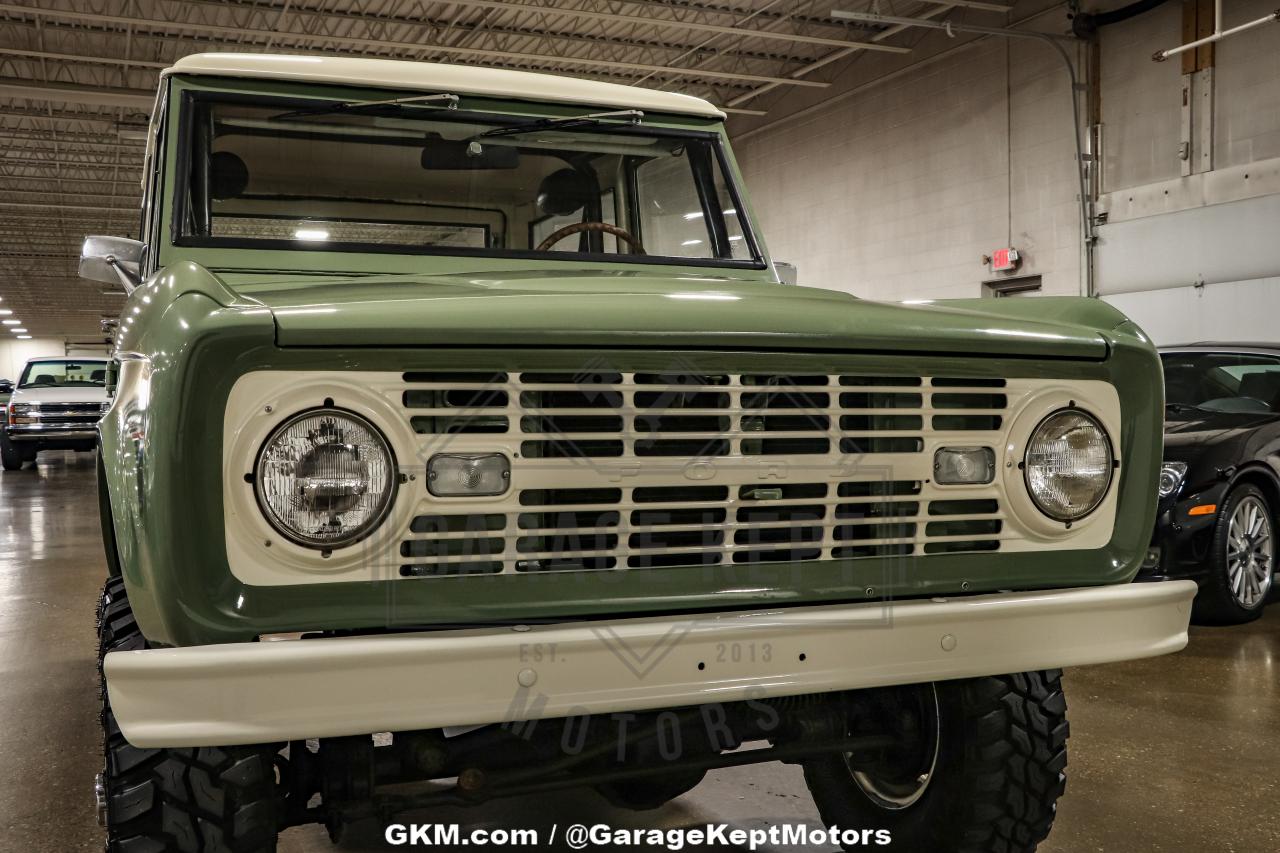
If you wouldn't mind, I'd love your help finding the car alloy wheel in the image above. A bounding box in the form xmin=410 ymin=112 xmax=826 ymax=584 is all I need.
xmin=1226 ymin=494 xmax=1274 ymax=610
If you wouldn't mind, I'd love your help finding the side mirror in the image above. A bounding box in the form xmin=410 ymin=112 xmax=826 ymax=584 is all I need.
xmin=80 ymin=236 xmax=144 ymax=292
xmin=0 ymin=380 xmax=12 ymax=394
xmin=773 ymin=260 xmax=798 ymax=285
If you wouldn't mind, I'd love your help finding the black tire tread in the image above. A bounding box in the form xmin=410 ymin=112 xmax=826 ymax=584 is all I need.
xmin=99 ymin=579 xmax=280 ymax=853
xmin=953 ymin=671 xmax=1069 ymax=853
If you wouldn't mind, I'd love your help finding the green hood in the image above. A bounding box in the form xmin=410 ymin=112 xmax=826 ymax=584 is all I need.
xmin=224 ymin=269 xmax=1115 ymax=359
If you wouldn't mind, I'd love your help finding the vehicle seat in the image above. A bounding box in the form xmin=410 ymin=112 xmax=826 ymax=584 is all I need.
xmin=1237 ymin=372 xmax=1280 ymax=410
xmin=90 ymin=370 xmax=107 ymax=382
xmin=536 ymin=168 xmax=595 ymax=216
xmin=32 ymin=373 xmax=56 ymax=385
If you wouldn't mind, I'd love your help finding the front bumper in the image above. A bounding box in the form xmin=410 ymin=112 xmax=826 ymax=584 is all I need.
xmin=105 ymin=581 xmax=1196 ymax=748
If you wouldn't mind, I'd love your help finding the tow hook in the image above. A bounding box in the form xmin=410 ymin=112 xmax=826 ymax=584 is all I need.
xmin=95 ymin=772 xmax=107 ymax=826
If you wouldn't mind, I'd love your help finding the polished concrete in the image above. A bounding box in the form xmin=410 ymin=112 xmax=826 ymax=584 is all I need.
xmin=3 ymin=452 xmax=1278 ymax=852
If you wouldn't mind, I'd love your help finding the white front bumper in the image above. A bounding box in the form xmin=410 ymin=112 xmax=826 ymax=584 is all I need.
xmin=105 ymin=581 xmax=1196 ymax=748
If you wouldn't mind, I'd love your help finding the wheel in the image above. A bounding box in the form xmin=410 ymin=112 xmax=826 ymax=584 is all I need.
xmin=1194 ymin=484 xmax=1275 ymax=625
xmin=1 ymin=431 xmax=24 ymax=470
xmin=99 ymin=577 xmax=282 ymax=852
xmin=595 ymin=769 xmax=706 ymax=810
xmin=803 ymin=672 xmax=1068 ymax=853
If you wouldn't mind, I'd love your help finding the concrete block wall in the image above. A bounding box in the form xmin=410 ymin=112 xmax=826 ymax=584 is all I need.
xmin=732 ymin=0 xmax=1280 ymax=312
xmin=1215 ymin=0 xmax=1280 ymax=168
xmin=734 ymin=30 xmax=1084 ymax=300
xmin=1098 ymin=0 xmax=1183 ymax=192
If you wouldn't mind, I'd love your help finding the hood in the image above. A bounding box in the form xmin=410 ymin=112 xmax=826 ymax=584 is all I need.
xmin=238 ymin=270 xmax=1112 ymax=359
xmin=10 ymin=385 xmax=110 ymax=405
xmin=1163 ymin=409 xmax=1278 ymax=455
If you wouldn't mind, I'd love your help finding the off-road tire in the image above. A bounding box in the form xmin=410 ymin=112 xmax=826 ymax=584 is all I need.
xmin=0 ymin=430 xmax=24 ymax=470
xmin=1193 ymin=484 xmax=1273 ymax=625
xmin=99 ymin=577 xmax=282 ymax=853
xmin=803 ymin=671 xmax=1069 ymax=853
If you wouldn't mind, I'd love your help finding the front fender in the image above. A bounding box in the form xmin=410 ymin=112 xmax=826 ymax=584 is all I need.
xmin=100 ymin=267 xmax=274 ymax=645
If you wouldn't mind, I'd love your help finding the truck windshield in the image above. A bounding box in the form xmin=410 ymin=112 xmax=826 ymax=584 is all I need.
xmin=177 ymin=97 xmax=759 ymax=266
xmin=18 ymin=360 xmax=109 ymax=389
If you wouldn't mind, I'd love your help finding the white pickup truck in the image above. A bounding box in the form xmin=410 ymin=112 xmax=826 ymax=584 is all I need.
xmin=1 ymin=357 xmax=109 ymax=470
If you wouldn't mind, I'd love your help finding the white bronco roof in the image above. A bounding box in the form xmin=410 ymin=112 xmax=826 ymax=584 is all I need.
xmin=165 ymin=53 xmax=725 ymax=119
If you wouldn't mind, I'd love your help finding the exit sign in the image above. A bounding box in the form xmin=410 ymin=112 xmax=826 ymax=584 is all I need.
xmin=990 ymin=247 xmax=1020 ymax=273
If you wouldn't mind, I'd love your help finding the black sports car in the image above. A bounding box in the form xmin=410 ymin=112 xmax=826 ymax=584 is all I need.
xmin=1140 ymin=344 xmax=1280 ymax=623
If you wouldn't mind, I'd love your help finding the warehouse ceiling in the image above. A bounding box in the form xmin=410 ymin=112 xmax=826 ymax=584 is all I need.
xmin=0 ymin=0 xmax=1011 ymax=337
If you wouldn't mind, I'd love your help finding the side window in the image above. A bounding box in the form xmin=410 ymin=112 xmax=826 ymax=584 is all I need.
xmin=633 ymin=141 xmax=747 ymax=261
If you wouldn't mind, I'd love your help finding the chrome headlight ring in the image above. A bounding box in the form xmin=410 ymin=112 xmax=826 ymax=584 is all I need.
xmin=253 ymin=407 xmax=398 ymax=550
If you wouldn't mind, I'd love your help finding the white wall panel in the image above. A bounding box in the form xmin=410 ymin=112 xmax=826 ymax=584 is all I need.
xmin=1095 ymin=192 xmax=1280 ymax=294
xmin=0 ymin=338 xmax=70 ymax=380
xmin=1103 ymin=277 xmax=1280 ymax=346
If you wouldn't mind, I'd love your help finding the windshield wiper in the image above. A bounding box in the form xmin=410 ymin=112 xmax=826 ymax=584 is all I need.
xmin=273 ymin=93 xmax=460 ymax=122
xmin=477 ymin=109 xmax=644 ymax=139
xmin=1165 ymin=402 xmax=1211 ymax=413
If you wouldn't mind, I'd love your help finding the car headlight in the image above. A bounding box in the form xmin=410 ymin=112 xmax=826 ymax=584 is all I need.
xmin=254 ymin=408 xmax=397 ymax=549
xmin=1158 ymin=461 xmax=1187 ymax=498
xmin=1024 ymin=408 xmax=1114 ymax=522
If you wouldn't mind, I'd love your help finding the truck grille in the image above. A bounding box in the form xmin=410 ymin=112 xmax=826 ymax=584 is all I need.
xmin=398 ymin=372 xmax=1008 ymax=576
xmin=15 ymin=402 xmax=103 ymax=428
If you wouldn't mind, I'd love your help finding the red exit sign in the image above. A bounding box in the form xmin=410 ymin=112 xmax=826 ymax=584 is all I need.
xmin=990 ymin=247 xmax=1020 ymax=272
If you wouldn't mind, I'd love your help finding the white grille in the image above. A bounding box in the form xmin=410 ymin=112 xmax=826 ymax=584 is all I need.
xmin=398 ymin=371 xmax=1010 ymax=576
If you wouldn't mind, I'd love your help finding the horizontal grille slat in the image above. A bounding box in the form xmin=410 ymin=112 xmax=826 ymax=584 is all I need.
xmin=397 ymin=370 xmax=1016 ymax=575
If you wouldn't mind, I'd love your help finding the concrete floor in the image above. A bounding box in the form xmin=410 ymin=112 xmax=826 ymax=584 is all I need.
xmin=3 ymin=452 xmax=1278 ymax=852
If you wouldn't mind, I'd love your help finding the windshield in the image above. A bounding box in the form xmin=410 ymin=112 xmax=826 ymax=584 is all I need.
xmin=1162 ymin=351 xmax=1280 ymax=413
xmin=177 ymin=97 xmax=758 ymax=266
xmin=18 ymin=360 xmax=108 ymax=389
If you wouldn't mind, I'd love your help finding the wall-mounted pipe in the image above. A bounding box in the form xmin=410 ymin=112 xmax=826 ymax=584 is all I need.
xmin=1154 ymin=4 xmax=1280 ymax=62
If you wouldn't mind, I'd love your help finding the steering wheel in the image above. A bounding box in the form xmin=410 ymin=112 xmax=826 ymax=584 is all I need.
xmin=536 ymin=221 xmax=645 ymax=254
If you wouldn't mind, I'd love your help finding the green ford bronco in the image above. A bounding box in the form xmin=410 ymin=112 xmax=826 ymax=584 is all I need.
xmin=89 ymin=53 xmax=1195 ymax=852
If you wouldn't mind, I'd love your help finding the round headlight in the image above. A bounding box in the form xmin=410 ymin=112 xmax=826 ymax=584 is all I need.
xmin=254 ymin=408 xmax=396 ymax=549
xmin=1024 ymin=409 xmax=1113 ymax=522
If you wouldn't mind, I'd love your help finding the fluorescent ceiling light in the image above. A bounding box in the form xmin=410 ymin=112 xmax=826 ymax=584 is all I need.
xmin=2 ymin=319 xmax=19 ymax=325
xmin=728 ymin=235 xmax=743 ymax=241
xmin=293 ymin=228 xmax=330 ymax=241
xmin=682 ymin=211 xmax=703 ymax=220
xmin=681 ymin=239 xmax=703 ymax=246
xmin=0 ymin=309 xmax=11 ymax=315
xmin=16 ymin=335 xmax=31 ymax=339
xmin=11 ymin=328 xmax=28 ymax=333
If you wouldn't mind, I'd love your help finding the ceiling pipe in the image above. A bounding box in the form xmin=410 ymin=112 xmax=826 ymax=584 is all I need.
xmin=1070 ymin=0 xmax=1170 ymax=40
xmin=1154 ymin=2 xmax=1280 ymax=62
